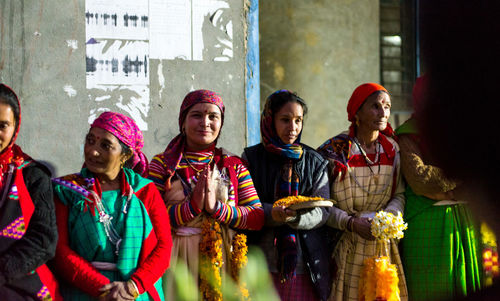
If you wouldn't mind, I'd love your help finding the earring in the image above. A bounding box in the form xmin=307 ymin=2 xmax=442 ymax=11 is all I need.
xmin=355 ymin=117 xmax=360 ymax=127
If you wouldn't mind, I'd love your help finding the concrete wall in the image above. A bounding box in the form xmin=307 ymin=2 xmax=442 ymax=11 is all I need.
xmin=260 ymin=0 xmax=380 ymax=148
xmin=0 ymin=0 xmax=252 ymax=176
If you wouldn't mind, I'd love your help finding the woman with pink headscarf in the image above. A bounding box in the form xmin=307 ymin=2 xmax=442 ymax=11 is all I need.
xmin=52 ymin=112 xmax=172 ymax=300
xmin=317 ymin=83 xmax=408 ymax=300
xmin=148 ymin=89 xmax=264 ymax=300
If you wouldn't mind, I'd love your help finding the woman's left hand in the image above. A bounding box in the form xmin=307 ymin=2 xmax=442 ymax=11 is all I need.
xmin=204 ymin=167 xmax=219 ymax=214
xmin=99 ymin=281 xmax=135 ymax=300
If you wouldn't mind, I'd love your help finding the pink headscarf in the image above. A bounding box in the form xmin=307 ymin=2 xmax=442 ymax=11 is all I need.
xmin=161 ymin=89 xmax=225 ymax=190
xmin=91 ymin=111 xmax=148 ymax=176
xmin=346 ymin=83 xmax=394 ymax=137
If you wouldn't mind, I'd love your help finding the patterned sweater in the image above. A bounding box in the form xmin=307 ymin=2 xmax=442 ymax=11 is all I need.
xmin=148 ymin=149 xmax=264 ymax=230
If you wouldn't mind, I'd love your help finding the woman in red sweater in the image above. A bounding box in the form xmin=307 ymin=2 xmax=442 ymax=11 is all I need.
xmin=52 ymin=112 xmax=172 ymax=300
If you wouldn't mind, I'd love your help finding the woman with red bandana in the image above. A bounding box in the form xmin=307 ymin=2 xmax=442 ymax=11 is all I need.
xmin=318 ymin=83 xmax=408 ymax=301
xmin=52 ymin=111 xmax=172 ymax=300
xmin=0 ymin=84 xmax=61 ymax=300
xmin=148 ymin=89 xmax=264 ymax=300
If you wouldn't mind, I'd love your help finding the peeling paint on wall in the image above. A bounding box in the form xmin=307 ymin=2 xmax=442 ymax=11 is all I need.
xmin=87 ymin=85 xmax=150 ymax=130
xmin=157 ymin=61 xmax=165 ymax=98
xmin=66 ymin=39 xmax=78 ymax=50
xmin=5 ymin=0 xmax=248 ymax=177
xmin=63 ymin=85 xmax=77 ymax=97
xmin=273 ymin=62 xmax=285 ymax=83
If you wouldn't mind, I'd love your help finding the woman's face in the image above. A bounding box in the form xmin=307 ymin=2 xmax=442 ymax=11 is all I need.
xmin=183 ymin=103 xmax=222 ymax=151
xmin=0 ymin=102 xmax=16 ymax=153
xmin=356 ymin=92 xmax=391 ymax=132
xmin=273 ymin=101 xmax=303 ymax=145
xmin=84 ymin=127 xmax=128 ymax=178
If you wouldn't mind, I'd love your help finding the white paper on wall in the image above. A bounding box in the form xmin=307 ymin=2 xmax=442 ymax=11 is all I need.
xmin=85 ymin=0 xmax=149 ymax=41
xmin=149 ymin=0 xmax=232 ymax=61
xmin=85 ymin=0 xmax=150 ymax=130
xmin=86 ymin=40 xmax=149 ymax=86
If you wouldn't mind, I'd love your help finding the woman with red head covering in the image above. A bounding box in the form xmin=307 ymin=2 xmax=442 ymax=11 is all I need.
xmin=0 ymin=84 xmax=61 ymax=300
xmin=396 ymin=76 xmax=483 ymax=300
xmin=52 ymin=111 xmax=172 ymax=300
xmin=318 ymin=83 xmax=408 ymax=300
xmin=148 ymin=89 xmax=264 ymax=300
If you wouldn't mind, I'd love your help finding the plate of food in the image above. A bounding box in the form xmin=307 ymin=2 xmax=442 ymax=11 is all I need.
xmin=273 ymin=196 xmax=335 ymax=210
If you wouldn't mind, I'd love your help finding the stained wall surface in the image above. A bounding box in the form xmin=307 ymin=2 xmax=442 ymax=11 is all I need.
xmin=260 ymin=0 xmax=380 ymax=148
xmin=0 ymin=0 xmax=251 ymax=176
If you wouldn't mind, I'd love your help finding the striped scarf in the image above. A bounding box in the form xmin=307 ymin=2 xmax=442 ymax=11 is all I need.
xmin=260 ymin=92 xmax=304 ymax=281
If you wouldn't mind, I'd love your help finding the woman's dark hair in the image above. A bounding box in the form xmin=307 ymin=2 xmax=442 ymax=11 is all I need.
xmin=0 ymin=84 xmax=21 ymax=129
xmin=118 ymin=140 xmax=134 ymax=167
xmin=266 ymin=90 xmax=308 ymax=117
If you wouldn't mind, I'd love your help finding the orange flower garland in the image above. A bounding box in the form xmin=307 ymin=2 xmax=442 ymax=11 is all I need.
xmin=359 ymin=211 xmax=407 ymax=301
xmin=359 ymin=255 xmax=400 ymax=301
xmin=231 ymin=233 xmax=250 ymax=300
xmin=200 ymin=218 xmax=223 ymax=301
xmin=200 ymin=218 xmax=250 ymax=301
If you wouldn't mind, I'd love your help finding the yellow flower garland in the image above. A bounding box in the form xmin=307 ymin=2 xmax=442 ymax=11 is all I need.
xmin=200 ymin=218 xmax=223 ymax=301
xmin=200 ymin=217 xmax=250 ymax=301
xmin=360 ymin=256 xmax=400 ymax=301
xmin=231 ymin=233 xmax=250 ymax=300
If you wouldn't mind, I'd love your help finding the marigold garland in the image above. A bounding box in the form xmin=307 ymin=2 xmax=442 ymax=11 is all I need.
xmin=231 ymin=233 xmax=250 ymax=300
xmin=359 ymin=211 xmax=407 ymax=301
xmin=200 ymin=218 xmax=250 ymax=301
xmin=360 ymin=256 xmax=400 ymax=301
xmin=273 ymin=195 xmax=323 ymax=208
xmin=200 ymin=218 xmax=223 ymax=301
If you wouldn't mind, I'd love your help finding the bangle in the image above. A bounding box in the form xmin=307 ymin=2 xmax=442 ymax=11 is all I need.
xmin=127 ymin=280 xmax=140 ymax=299
xmin=346 ymin=216 xmax=354 ymax=232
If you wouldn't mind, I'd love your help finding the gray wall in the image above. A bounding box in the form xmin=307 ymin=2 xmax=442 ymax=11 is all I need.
xmin=0 ymin=0 xmax=250 ymax=176
xmin=260 ymin=0 xmax=380 ymax=148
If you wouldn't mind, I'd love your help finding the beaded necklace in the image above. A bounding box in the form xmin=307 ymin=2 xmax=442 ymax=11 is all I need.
xmin=353 ymin=137 xmax=381 ymax=183
xmin=183 ymin=152 xmax=214 ymax=175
